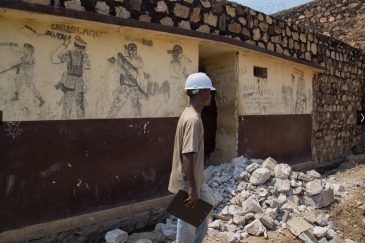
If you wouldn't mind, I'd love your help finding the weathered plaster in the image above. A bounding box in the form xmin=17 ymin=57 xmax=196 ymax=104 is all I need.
xmin=202 ymin=52 xmax=238 ymax=165
xmin=0 ymin=13 xmax=198 ymax=121
xmin=239 ymin=52 xmax=315 ymax=115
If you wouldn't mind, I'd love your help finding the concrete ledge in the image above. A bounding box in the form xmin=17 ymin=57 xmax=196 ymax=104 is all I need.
xmin=291 ymin=161 xmax=318 ymax=172
xmin=0 ymin=195 xmax=174 ymax=243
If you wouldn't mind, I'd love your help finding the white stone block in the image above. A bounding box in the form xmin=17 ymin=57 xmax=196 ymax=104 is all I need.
xmin=105 ymin=229 xmax=128 ymax=243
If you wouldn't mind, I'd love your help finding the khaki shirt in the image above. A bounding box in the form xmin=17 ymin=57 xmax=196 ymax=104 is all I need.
xmin=168 ymin=107 xmax=205 ymax=193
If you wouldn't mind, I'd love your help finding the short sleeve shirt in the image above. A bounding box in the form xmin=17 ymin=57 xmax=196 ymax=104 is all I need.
xmin=168 ymin=107 xmax=205 ymax=193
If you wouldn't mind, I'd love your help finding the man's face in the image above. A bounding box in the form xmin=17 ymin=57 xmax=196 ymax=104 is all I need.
xmin=128 ymin=47 xmax=137 ymax=58
xmin=23 ymin=47 xmax=31 ymax=55
xmin=74 ymin=44 xmax=85 ymax=53
xmin=201 ymin=89 xmax=212 ymax=106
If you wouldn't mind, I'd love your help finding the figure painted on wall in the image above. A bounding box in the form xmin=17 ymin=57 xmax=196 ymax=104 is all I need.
xmin=107 ymin=43 xmax=149 ymax=118
xmin=295 ymin=76 xmax=307 ymax=114
xmin=281 ymin=74 xmax=295 ymax=113
xmin=281 ymin=83 xmax=294 ymax=113
xmin=166 ymin=45 xmax=191 ymax=110
xmin=0 ymin=43 xmax=45 ymax=106
xmin=51 ymin=35 xmax=91 ymax=119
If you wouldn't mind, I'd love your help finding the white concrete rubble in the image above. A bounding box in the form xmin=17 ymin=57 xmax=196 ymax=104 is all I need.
xmin=105 ymin=229 xmax=128 ymax=243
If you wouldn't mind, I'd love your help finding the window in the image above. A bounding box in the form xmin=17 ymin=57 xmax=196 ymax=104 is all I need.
xmin=254 ymin=66 xmax=267 ymax=78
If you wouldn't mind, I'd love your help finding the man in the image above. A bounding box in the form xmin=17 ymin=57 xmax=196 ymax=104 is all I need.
xmin=51 ymin=35 xmax=91 ymax=119
xmin=168 ymin=72 xmax=215 ymax=243
xmin=107 ymin=43 xmax=148 ymax=118
xmin=10 ymin=43 xmax=45 ymax=106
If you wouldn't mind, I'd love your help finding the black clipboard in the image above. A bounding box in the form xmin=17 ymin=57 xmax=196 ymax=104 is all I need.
xmin=165 ymin=190 xmax=213 ymax=227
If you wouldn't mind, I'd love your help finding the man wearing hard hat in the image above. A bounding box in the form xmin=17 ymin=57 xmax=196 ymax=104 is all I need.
xmin=168 ymin=72 xmax=215 ymax=242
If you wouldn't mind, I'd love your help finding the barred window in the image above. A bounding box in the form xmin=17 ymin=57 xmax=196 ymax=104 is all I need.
xmin=254 ymin=66 xmax=267 ymax=78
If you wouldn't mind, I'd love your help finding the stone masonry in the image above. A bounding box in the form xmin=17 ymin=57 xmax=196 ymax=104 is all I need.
xmin=18 ymin=0 xmax=365 ymax=164
xmin=274 ymin=0 xmax=365 ymax=50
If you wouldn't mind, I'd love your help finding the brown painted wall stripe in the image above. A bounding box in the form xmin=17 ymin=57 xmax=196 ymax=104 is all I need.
xmin=0 ymin=118 xmax=177 ymax=232
xmin=238 ymin=114 xmax=312 ymax=165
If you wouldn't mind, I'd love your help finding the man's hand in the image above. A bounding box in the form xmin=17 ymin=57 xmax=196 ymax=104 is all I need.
xmin=182 ymin=152 xmax=198 ymax=208
xmin=183 ymin=187 xmax=198 ymax=208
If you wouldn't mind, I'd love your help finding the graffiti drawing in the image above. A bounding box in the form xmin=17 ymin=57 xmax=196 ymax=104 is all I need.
xmin=295 ymin=75 xmax=307 ymax=114
xmin=281 ymin=83 xmax=295 ymax=113
xmin=0 ymin=43 xmax=45 ymax=106
xmin=165 ymin=45 xmax=191 ymax=110
xmin=5 ymin=121 xmax=23 ymax=139
xmin=51 ymin=35 xmax=91 ymax=119
xmin=107 ymin=43 xmax=149 ymax=118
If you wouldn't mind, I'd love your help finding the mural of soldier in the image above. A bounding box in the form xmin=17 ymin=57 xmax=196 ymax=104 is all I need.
xmin=0 ymin=43 xmax=45 ymax=106
xmin=165 ymin=45 xmax=191 ymax=111
xmin=51 ymin=35 xmax=91 ymax=119
xmin=167 ymin=45 xmax=190 ymax=92
xmin=107 ymin=43 xmax=149 ymax=118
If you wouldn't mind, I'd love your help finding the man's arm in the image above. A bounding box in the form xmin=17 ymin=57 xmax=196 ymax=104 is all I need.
xmin=182 ymin=152 xmax=199 ymax=208
xmin=51 ymin=39 xmax=70 ymax=64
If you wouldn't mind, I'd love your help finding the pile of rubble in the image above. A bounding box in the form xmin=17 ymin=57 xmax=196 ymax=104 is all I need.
xmin=105 ymin=156 xmax=356 ymax=243
xmin=156 ymin=156 xmax=345 ymax=243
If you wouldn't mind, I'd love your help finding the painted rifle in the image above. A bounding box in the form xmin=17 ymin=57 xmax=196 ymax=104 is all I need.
xmin=0 ymin=64 xmax=20 ymax=75
xmin=116 ymin=53 xmax=149 ymax=98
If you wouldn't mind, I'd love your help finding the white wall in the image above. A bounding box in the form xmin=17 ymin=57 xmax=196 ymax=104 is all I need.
xmin=0 ymin=14 xmax=198 ymax=121
xmin=239 ymin=52 xmax=314 ymax=116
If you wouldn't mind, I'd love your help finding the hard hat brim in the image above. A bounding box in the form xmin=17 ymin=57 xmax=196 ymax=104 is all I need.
xmin=184 ymin=87 xmax=216 ymax=90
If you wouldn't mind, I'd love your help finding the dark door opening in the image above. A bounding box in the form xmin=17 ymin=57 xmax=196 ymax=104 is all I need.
xmin=199 ymin=65 xmax=218 ymax=163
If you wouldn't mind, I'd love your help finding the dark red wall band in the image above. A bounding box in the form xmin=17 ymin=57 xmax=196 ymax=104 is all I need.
xmin=238 ymin=114 xmax=312 ymax=165
xmin=0 ymin=118 xmax=177 ymax=232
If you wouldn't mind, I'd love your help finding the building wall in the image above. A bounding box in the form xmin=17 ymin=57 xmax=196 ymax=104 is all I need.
xmin=239 ymin=52 xmax=314 ymax=115
xmin=237 ymin=52 xmax=315 ymax=164
xmin=0 ymin=12 xmax=199 ymax=233
xmin=1 ymin=0 xmax=365 ymax=239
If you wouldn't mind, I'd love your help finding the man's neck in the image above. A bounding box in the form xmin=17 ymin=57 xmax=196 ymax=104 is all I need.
xmin=188 ymin=99 xmax=203 ymax=113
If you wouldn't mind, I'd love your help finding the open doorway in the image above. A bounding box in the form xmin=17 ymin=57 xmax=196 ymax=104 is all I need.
xmin=199 ymin=64 xmax=218 ymax=163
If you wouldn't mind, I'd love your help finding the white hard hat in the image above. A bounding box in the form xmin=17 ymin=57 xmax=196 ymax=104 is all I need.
xmin=184 ymin=72 xmax=216 ymax=90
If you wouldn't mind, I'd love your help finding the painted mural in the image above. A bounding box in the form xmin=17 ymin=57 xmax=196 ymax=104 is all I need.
xmin=240 ymin=53 xmax=313 ymax=115
xmin=0 ymin=17 xmax=196 ymax=122
xmin=51 ymin=35 xmax=90 ymax=119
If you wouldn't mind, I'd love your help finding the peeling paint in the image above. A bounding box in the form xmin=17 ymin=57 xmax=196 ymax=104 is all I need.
xmin=85 ymin=183 xmax=90 ymax=190
xmin=5 ymin=174 xmax=15 ymax=196
xmin=40 ymin=163 xmax=61 ymax=177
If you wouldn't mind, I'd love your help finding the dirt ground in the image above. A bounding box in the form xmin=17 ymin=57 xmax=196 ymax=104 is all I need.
xmin=196 ymin=163 xmax=365 ymax=243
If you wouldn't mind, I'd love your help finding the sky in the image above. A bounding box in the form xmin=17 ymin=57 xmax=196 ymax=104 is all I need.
xmin=232 ymin=0 xmax=313 ymax=14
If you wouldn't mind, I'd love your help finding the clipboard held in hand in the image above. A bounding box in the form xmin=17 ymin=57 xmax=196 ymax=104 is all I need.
xmin=165 ymin=190 xmax=213 ymax=227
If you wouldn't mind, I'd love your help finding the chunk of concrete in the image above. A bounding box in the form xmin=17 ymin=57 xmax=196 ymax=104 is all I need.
xmin=274 ymin=164 xmax=291 ymax=179
xmin=298 ymin=230 xmax=318 ymax=243
xmin=241 ymin=196 xmax=263 ymax=214
xmin=313 ymin=226 xmax=328 ymax=238
xmin=275 ymin=178 xmax=291 ymax=192
xmin=286 ymin=217 xmax=314 ymax=236
xmin=298 ymin=172 xmax=313 ymax=182
xmin=105 ymin=229 xmax=128 ymax=243
xmin=262 ymin=157 xmax=277 ymax=171
xmin=244 ymin=219 xmax=266 ymax=236
xmin=306 ymin=181 xmax=323 ymax=196
xmin=250 ymin=167 xmax=271 ymax=185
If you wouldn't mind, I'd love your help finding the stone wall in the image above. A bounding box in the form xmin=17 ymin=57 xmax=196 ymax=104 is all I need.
xmin=274 ymin=0 xmax=365 ymax=50
xmin=274 ymin=0 xmax=365 ymax=161
xmin=12 ymin=0 xmax=365 ymax=165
